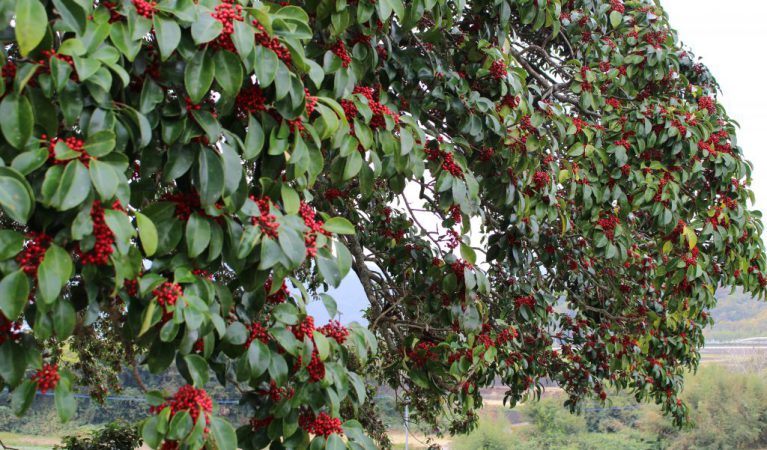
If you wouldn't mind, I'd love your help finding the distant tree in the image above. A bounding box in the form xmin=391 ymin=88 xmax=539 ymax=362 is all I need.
xmin=0 ymin=0 xmax=764 ymax=448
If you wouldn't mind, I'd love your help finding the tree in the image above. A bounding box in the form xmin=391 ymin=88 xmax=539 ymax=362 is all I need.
xmin=0 ymin=0 xmax=763 ymax=448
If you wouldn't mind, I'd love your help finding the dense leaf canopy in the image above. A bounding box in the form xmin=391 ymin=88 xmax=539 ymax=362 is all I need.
xmin=0 ymin=0 xmax=764 ymax=448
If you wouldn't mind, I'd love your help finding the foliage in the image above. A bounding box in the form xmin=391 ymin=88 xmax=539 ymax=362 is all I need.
xmin=639 ymin=365 xmax=767 ymax=449
xmin=0 ymin=0 xmax=764 ymax=448
xmin=55 ymin=421 xmax=143 ymax=450
xmin=450 ymin=412 xmax=516 ymax=450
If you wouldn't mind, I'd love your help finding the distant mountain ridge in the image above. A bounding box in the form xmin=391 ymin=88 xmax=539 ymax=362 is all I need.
xmin=707 ymin=288 xmax=767 ymax=342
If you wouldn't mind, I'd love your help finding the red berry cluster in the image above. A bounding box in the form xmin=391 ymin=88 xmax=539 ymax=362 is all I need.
xmin=450 ymin=259 xmax=473 ymax=279
xmin=211 ymin=0 xmax=243 ymax=52
xmin=331 ymin=40 xmax=352 ymax=68
xmin=250 ymin=416 xmax=273 ymax=430
xmin=683 ymin=247 xmax=699 ymax=268
xmin=495 ymin=327 xmax=518 ymax=346
xmin=77 ymin=201 xmax=115 ymax=266
xmin=16 ymin=232 xmax=51 ymax=276
xmin=2 ymin=60 xmax=16 ymax=81
xmin=533 ymin=171 xmax=550 ymax=189
xmin=152 ymin=282 xmax=183 ymax=321
xmin=132 ymin=0 xmax=157 ymax=18
xmin=407 ymin=341 xmax=438 ymax=367
xmin=425 ymin=143 xmax=464 ymax=179
xmin=159 ymin=441 xmax=179 ymax=450
xmin=305 ymin=88 xmax=317 ymax=116
xmin=298 ymin=202 xmax=330 ymax=258
xmin=609 ymin=0 xmax=625 ymax=14
xmin=489 ymin=59 xmax=507 ymax=80
xmin=212 ymin=0 xmax=243 ymax=34
xmin=43 ymin=134 xmax=90 ymax=167
xmin=32 ymin=363 xmax=60 ymax=393
xmin=250 ymin=196 xmax=279 ymax=239
xmin=40 ymin=50 xmax=77 ymax=80
xmin=262 ymin=380 xmax=294 ymax=401
xmin=161 ymin=191 xmax=204 ymax=222
xmin=318 ymin=320 xmax=349 ymax=344
xmin=253 ymin=21 xmax=292 ymax=64
xmin=514 ymin=295 xmax=535 ymax=309
xmin=100 ymin=2 xmax=123 ymax=23
xmin=244 ymin=322 xmax=270 ymax=348
xmin=479 ymin=146 xmax=494 ymax=162
xmin=235 ymin=83 xmax=268 ymax=118
xmin=355 ymin=86 xmax=400 ymax=129
xmin=597 ymin=213 xmax=620 ymax=241
xmin=342 ymin=86 xmax=400 ymax=129
xmin=301 ymin=411 xmax=343 ymax=437
xmin=698 ymin=96 xmax=716 ymax=114
xmin=291 ymin=315 xmax=315 ymax=341
xmin=304 ymin=351 xmax=325 ymax=382
xmin=151 ymin=385 xmax=213 ymax=429
xmin=498 ymin=94 xmax=519 ymax=111
xmin=123 ymin=278 xmax=139 ymax=297
xmin=263 ymin=276 xmax=288 ymax=304
xmin=324 ymin=188 xmax=345 ymax=201
xmin=0 ymin=313 xmax=22 ymax=345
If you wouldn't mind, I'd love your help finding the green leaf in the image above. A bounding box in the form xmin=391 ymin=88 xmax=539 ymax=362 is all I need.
xmin=37 ymin=244 xmax=73 ymax=305
xmin=12 ymin=380 xmax=36 ymax=416
xmin=210 ymin=417 xmax=237 ymax=450
xmin=153 ymin=15 xmax=181 ymax=61
xmin=232 ymin=20 xmax=254 ymax=58
xmin=52 ymin=161 xmax=92 ymax=211
xmin=313 ymin=331 xmax=330 ymax=360
xmin=326 ymin=433 xmax=345 ymax=450
xmin=323 ymin=217 xmax=355 ymax=235
xmin=15 ymin=0 xmax=47 ymax=56
xmin=0 ymin=93 xmax=34 ymax=149
xmin=460 ymin=242 xmax=477 ymax=265
xmin=248 ymin=340 xmax=270 ymax=378
xmin=253 ymin=45 xmax=278 ymax=87
xmin=89 ymin=159 xmax=118 ymax=199
xmin=213 ymin=50 xmax=243 ymax=96
xmin=186 ymin=213 xmax=211 ymax=258
xmin=183 ymin=354 xmax=210 ymax=387
xmin=0 ymin=230 xmax=24 ymax=260
xmin=321 ymin=293 xmax=337 ymax=318
xmin=51 ymin=0 xmax=86 ymax=35
xmin=184 ymin=48 xmax=215 ymax=104
xmin=610 ymin=10 xmax=623 ymax=28
xmin=278 ymin=226 xmax=305 ymax=266
xmin=168 ymin=410 xmax=193 ymax=440
xmin=84 ymin=130 xmax=116 ymax=157
xmin=53 ymin=299 xmax=76 ymax=339
xmin=136 ymin=212 xmax=159 ymax=256
xmin=220 ymin=142 xmax=242 ymax=195
xmin=271 ymin=303 xmax=299 ymax=325
xmin=343 ymin=150 xmax=363 ymax=180
xmin=243 ymin=115 xmax=265 ymax=160
xmin=0 ymin=270 xmax=29 ymax=319
xmin=196 ymin=147 xmax=224 ymax=206
xmin=281 ymin=185 xmax=300 ymax=215
xmin=0 ymin=175 xmax=33 ymax=224
xmin=191 ymin=13 xmax=223 ymax=45
xmin=110 ymin=22 xmax=141 ymax=61
xmin=54 ymin=379 xmax=76 ymax=422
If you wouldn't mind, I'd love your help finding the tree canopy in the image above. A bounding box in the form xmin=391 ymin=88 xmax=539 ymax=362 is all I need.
xmin=0 ymin=0 xmax=764 ymax=448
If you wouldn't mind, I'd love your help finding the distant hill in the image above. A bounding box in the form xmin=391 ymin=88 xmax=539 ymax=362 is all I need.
xmin=707 ymin=288 xmax=767 ymax=342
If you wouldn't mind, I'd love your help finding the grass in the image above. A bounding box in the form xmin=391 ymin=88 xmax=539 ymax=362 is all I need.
xmin=0 ymin=431 xmax=59 ymax=449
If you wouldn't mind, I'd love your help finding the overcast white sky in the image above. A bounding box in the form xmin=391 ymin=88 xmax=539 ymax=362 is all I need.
xmin=663 ymin=0 xmax=767 ymax=218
